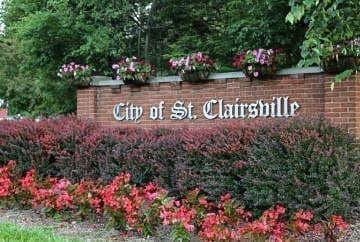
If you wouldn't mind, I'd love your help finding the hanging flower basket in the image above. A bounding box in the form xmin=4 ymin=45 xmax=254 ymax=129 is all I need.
xmin=58 ymin=63 xmax=93 ymax=88
xmin=112 ymin=57 xmax=154 ymax=86
xmin=73 ymin=77 xmax=92 ymax=88
xmin=243 ymin=64 xmax=278 ymax=79
xmin=179 ymin=70 xmax=209 ymax=82
xmin=322 ymin=56 xmax=358 ymax=74
xmin=233 ymin=48 xmax=286 ymax=80
xmin=122 ymin=72 xmax=151 ymax=85
xmin=321 ymin=38 xmax=360 ymax=74
xmin=169 ymin=52 xmax=216 ymax=83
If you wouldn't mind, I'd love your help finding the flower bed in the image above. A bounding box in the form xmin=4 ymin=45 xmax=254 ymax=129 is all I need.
xmin=0 ymin=161 xmax=349 ymax=241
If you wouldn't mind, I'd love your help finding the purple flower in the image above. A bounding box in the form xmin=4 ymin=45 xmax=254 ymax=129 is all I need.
xmin=255 ymin=49 xmax=263 ymax=62
xmin=253 ymin=71 xmax=259 ymax=77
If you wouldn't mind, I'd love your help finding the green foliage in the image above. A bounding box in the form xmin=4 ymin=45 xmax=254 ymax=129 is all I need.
xmin=226 ymin=0 xmax=306 ymax=65
xmin=242 ymin=118 xmax=360 ymax=219
xmin=331 ymin=69 xmax=354 ymax=90
xmin=170 ymin=224 xmax=191 ymax=242
xmin=0 ymin=0 xmax=358 ymax=115
xmin=287 ymin=0 xmax=360 ymax=67
xmin=0 ymin=0 xmax=145 ymax=115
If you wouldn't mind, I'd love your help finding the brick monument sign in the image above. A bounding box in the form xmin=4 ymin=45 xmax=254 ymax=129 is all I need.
xmin=77 ymin=68 xmax=360 ymax=138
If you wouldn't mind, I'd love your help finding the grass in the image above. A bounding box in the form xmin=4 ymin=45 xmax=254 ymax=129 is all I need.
xmin=0 ymin=223 xmax=79 ymax=242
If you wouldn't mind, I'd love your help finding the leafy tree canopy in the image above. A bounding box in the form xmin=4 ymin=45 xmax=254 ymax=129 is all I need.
xmin=0 ymin=0 xmax=358 ymax=116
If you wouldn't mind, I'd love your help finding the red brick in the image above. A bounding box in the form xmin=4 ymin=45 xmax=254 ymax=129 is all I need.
xmin=76 ymin=74 xmax=360 ymax=139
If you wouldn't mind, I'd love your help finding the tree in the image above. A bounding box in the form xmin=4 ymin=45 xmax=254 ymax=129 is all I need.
xmin=286 ymin=0 xmax=360 ymax=66
xmin=1 ymin=0 xmax=357 ymax=116
xmin=0 ymin=0 xmax=150 ymax=115
xmin=226 ymin=0 xmax=307 ymax=65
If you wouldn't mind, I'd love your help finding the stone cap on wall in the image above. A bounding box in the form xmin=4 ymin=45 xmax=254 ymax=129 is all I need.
xmin=90 ymin=67 xmax=323 ymax=86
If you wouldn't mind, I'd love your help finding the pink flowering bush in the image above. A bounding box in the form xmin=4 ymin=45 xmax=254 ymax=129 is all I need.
xmin=20 ymin=169 xmax=75 ymax=213
xmin=112 ymin=57 xmax=153 ymax=85
xmin=58 ymin=62 xmax=92 ymax=87
xmin=99 ymin=172 xmax=167 ymax=234
xmin=0 ymin=161 xmax=350 ymax=241
xmin=169 ymin=52 xmax=216 ymax=82
xmin=233 ymin=48 xmax=286 ymax=79
xmin=0 ymin=161 xmax=16 ymax=200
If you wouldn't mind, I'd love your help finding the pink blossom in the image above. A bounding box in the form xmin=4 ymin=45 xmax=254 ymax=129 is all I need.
xmin=112 ymin=64 xmax=120 ymax=69
xmin=185 ymin=56 xmax=190 ymax=67
xmin=196 ymin=52 xmax=203 ymax=61
xmin=129 ymin=62 xmax=135 ymax=72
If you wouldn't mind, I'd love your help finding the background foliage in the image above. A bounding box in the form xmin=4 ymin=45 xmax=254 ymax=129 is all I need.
xmin=0 ymin=0 xmax=358 ymax=115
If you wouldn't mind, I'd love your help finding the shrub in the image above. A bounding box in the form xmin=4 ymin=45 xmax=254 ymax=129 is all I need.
xmin=0 ymin=117 xmax=257 ymax=200
xmin=175 ymin=123 xmax=256 ymax=200
xmin=242 ymin=118 xmax=360 ymax=219
xmin=0 ymin=161 xmax=350 ymax=241
xmin=0 ymin=116 xmax=100 ymax=180
xmin=1 ymin=116 xmax=359 ymax=221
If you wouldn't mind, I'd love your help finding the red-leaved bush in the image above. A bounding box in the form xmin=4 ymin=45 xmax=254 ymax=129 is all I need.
xmin=0 ymin=161 xmax=350 ymax=241
xmin=0 ymin=116 xmax=359 ymax=221
xmin=0 ymin=116 xmax=257 ymax=197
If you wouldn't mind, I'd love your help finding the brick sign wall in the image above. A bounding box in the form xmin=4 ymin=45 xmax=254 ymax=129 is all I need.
xmin=0 ymin=109 xmax=7 ymax=120
xmin=77 ymin=72 xmax=360 ymax=138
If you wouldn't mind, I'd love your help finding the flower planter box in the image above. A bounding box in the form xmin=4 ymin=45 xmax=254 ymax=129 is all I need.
xmin=322 ymin=56 xmax=358 ymax=74
xmin=169 ymin=52 xmax=216 ymax=83
xmin=244 ymin=64 xmax=277 ymax=80
xmin=122 ymin=72 xmax=151 ymax=86
xmin=179 ymin=71 xmax=209 ymax=82
xmin=233 ymin=48 xmax=286 ymax=80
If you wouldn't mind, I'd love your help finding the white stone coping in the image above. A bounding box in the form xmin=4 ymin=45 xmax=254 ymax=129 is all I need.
xmin=90 ymin=67 xmax=323 ymax=86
